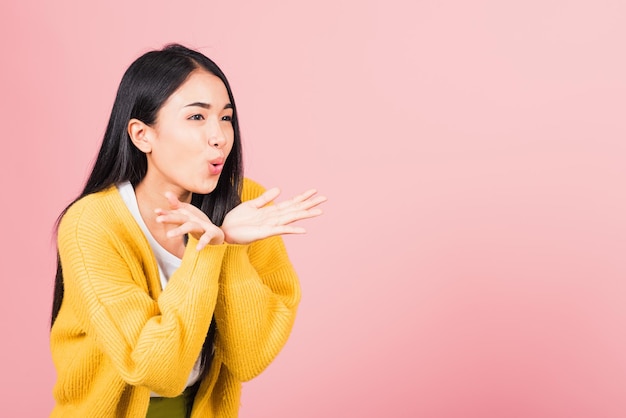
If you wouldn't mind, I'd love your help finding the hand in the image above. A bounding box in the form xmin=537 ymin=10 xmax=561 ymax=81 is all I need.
xmin=221 ymin=188 xmax=327 ymax=245
xmin=155 ymin=192 xmax=225 ymax=250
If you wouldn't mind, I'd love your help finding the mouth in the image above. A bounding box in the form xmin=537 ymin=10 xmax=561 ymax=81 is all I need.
xmin=208 ymin=158 xmax=225 ymax=175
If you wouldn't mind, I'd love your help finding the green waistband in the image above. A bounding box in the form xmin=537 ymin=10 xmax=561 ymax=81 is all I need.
xmin=146 ymin=386 xmax=195 ymax=418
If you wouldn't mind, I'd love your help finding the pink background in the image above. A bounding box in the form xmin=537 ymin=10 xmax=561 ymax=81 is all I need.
xmin=2 ymin=0 xmax=625 ymax=417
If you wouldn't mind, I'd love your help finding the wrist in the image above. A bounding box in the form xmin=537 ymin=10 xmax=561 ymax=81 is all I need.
xmin=189 ymin=227 xmax=225 ymax=246
xmin=220 ymin=227 xmax=234 ymax=244
xmin=220 ymin=226 xmax=247 ymax=245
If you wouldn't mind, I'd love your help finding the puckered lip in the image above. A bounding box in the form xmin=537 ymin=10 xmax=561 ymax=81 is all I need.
xmin=208 ymin=156 xmax=225 ymax=175
xmin=209 ymin=156 xmax=225 ymax=166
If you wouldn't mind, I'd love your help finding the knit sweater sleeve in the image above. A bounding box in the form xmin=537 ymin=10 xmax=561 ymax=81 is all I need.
xmin=213 ymin=179 xmax=302 ymax=381
xmin=56 ymin=191 xmax=225 ymax=397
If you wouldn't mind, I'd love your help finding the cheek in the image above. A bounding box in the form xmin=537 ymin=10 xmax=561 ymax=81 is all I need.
xmin=225 ymin=130 xmax=236 ymax=157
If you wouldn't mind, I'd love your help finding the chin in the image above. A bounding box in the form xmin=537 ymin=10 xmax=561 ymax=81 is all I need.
xmin=192 ymin=180 xmax=219 ymax=195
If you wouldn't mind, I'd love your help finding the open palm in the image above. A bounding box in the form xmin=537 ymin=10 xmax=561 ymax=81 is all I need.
xmin=221 ymin=188 xmax=326 ymax=245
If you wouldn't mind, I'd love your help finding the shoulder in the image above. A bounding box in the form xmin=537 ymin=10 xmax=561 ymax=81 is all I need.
xmin=59 ymin=186 xmax=125 ymax=237
xmin=241 ymin=177 xmax=267 ymax=202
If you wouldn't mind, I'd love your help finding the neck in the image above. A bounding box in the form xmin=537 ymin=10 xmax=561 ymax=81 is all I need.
xmin=135 ymin=181 xmax=191 ymax=209
xmin=135 ymin=168 xmax=193 ymax=209
xmin=133 ymin=178 xmax=189 ymax=257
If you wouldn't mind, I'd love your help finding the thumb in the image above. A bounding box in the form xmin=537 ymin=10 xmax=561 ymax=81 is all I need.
xmin=165 ymin=191 xmax=182 ymax=209
xmin=250 ymin=187 xmax=281 ymax=209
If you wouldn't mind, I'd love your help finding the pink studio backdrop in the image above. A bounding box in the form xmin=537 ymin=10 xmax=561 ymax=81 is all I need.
xmin=1 ymin=1 xmax=625 ymax=417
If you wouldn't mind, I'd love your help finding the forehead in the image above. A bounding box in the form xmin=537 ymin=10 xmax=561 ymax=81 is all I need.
xmin=166 ymin=69 xmax=230 ymax=107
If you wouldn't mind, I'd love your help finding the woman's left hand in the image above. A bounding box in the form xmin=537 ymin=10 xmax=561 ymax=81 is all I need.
xmin=221 ymin=188 xmax=326 ymax=245
xmin=155 ymin=192 xmax=225 ymax=250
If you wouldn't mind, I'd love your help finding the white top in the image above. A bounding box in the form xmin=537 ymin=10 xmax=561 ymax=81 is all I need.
xmin=117 ymin=181 xmax=202 ymax=396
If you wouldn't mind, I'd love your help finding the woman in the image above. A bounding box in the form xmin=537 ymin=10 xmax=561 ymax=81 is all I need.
xmin=50 ymin=44 xmax=325 ymax=417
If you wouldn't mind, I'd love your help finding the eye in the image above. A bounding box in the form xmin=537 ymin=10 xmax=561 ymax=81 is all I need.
xmin=188 ymin=114 xmax=205 ymax=121
xmin=221 ymin=115 xmax=233 ymax=122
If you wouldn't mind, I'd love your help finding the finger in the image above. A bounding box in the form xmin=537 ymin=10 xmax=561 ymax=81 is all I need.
xmin=196 ymin=233 xmax=210 ymax=251
xmin=274 ymin=189 xmax=315 ymax=210
xmin=155 ymin=207 xmax=193 ymax=217
xmin=278 ymin=191 xmax=327 ymax=211
xmin=166 ymin=222 xmax=201 ymax=239
xmin=250 ymin=187 xmax=281 ymax=208
xmin=165 ymin=191 xmax=182 ymax=210
xmin=196 ymin=230 xmax=217 ymax=250
xmin=156 ymin=214 xmax=187 ymax=226
xmin=292 ymin=194 xmax=328 ymax=211
xmin=271 ymin=225 xmax=307 ymax=235
xmin=155 ymin=211 xmax=196 ymax=226
xmin=278 ymin=208 xmax=323 ymax=225
xmin=292 ymin=189 xmax=318 ymax=203
xmin=275 ymin=195 xmax=327 ymax=214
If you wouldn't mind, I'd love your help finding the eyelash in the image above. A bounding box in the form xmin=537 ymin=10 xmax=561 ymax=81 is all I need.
xmin=188 ymin=115 xmax=233 ymax=121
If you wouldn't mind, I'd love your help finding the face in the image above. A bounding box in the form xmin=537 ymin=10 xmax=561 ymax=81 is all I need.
xmin=144 ymin=69 xmax=235 ymax=196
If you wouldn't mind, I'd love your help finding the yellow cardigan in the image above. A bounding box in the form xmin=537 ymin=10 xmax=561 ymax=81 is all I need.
xmin=51 ymin=178 xmax=301 ymax=417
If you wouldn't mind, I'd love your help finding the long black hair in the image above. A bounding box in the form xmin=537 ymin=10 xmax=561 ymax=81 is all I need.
xmin=51 ymin=44 xmax=243 ymax=375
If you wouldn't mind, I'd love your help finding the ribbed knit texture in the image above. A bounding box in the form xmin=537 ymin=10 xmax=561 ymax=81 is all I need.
xmin=50 ymin=178 xmax=301 ymax=417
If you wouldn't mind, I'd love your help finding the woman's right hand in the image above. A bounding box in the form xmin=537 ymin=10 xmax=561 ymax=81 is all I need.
xmin=221 ymin=187 xmax=326 ymax=245
xmin=155 ymin=192 xmax=225 ymax=250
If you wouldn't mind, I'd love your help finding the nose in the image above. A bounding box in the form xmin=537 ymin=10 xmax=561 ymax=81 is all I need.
xmin=208 ymin=120 xmax=227 ymax=148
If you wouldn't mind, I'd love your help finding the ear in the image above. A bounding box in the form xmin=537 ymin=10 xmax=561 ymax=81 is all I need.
xmin=128 ymin=118 xmax=153 ymax=154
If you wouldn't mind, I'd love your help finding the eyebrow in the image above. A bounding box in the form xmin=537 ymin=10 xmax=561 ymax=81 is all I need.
xmin=184 ymin=102 xmax=233 ymax=110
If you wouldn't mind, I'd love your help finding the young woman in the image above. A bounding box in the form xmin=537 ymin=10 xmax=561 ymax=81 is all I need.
xmin=50 ymin=44 xmax=325 ymax=417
